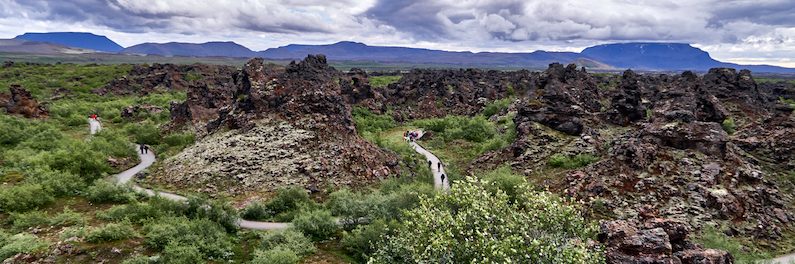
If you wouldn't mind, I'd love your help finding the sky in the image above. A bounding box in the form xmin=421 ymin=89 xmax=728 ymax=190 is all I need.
xmin=0 ymin=0 xmax=794 ymax=67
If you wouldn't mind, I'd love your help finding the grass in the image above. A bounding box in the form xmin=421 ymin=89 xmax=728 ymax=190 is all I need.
xmin=547 ymin=153 xmax=599 ymax=169
xmin=694 ymin=225 xmax=773 ymax=263
xmin=369 ymin=75 xmax=401 ymax=88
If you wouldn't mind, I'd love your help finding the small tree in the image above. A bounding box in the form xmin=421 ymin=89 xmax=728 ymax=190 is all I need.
xmin=371 ymin=177 xmax=603 ymax=263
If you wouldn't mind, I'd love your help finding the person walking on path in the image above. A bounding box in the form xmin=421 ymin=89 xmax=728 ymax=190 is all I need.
xmin=143 ymin=145 xmax=149 ymax=154
xmin=139 ymin=144 xmax=145 ymax=154
xmin=437 ymin=162 xmax=441 ymax=172
xmin=428 ymin=160 xmax=432 ymax=168
xmin=441 ymin=174 xmax=446 ymax=183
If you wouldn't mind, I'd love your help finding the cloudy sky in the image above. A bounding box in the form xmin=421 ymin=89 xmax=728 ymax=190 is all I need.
xmin=1 ymin=0 xmax=794 ymax=66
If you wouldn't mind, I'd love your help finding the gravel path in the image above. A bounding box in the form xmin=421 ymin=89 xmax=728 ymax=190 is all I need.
xmin=114 ymin=144 xmax=291 ymax=230
xmin=115 ymin=134 xmax=448 ymax=231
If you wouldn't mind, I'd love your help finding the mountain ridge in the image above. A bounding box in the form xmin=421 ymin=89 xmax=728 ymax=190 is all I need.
xmin=14 ymin=32 xmax=123 ymax=52
xmin=4 ymin=31 xmax=794 ymax=73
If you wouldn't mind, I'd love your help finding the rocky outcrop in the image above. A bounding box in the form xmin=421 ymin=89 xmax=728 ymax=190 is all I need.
xmin=120 ymin=104 xmax=163 ymax=119
xmin=599 ymin=218 xmax=733 ymax=263
xmin=514 ymin=63 xmax=601 ymax=136
xmin=379 ymin=68 xmax=535 ymax=120
xmin=0 ymin=85 xmax=48 ymax=118
xmin=155 ymin=56 xmax=399 ymax=195
xmin=93 ymin=63 xmax=237 ymax=96
xmin=607 ymin=70 xmax=645 ymax=125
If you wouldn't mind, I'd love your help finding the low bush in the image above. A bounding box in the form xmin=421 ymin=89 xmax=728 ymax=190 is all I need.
xmin=482 ymin=98 xmax=513 ymax=117
xmin=412 ymin=116 xmax=496 ymax=143
xmin=341 ymin=219 xmax=391 ymax=261
xmin=59 ymin=226 xmax=88 ymax=240
xmin=50 ymin=208 xmax=86 ymax=227
xmin=161 ymin=242 xmax=203 ymax=264
xmin=143 ymin=216 xmax=234 ymax=260
xmin=242 ymin=187 xmax=313 ymax=222
xmin=10 ymin=210 xmax=49 ymax=230
xmin=371 ymin=177 xmax=603 ymax=263
xmin=24 ymin=168 xmax=85 ymax=196
xmin=120 ymin=255 xmax=155 ymax=264
xmin=548 ymin=153 xmax=599 ymax=169
xmin=722 ymin=118 xmax=736 ymax=134
xmin=250 ymin=248 xmax=300 ymax=264
xmin=0 ymin=184 xmax=54 ymax=212
xmin=0 ymin=233 xmax=49 ymax=260
xmin=85 ymin=180 xmax=137 ymax=203
xmin=352 ymin=107 xmax=396 ymax=135
xmin=695 ymin=225 xmax=770 ymax=263
xmin=259 ymin=229 xmax=315 ymax=257
xmin=292 ymin=209 xmax=338 ymax=241
xmin=86 ymin=221 xmax=137 ymax=242
xmin=482 ymin=166 xmax=527 ymax=202
xmin=369 ymin=75 xmax=402 ymax=88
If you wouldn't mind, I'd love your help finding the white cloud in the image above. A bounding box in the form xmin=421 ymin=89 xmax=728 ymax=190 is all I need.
xmin=0 ymin=0 xmax=792 ymax=67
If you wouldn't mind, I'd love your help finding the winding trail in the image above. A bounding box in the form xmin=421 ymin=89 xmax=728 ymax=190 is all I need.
xmin=410 ymin=141 xmax=450 ymax=191
xmin=768 ymin=253 xmax=795 ymax=264
xmin=114 ymin=136 xmax=447 ymax=231
xmin=114 ymin=145 xmax=290 ymax=230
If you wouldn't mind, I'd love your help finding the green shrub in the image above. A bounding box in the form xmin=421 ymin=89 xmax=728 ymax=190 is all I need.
xmin=548 ymin=153 xmax=599 ymax=169
xmin=482 ymin=166 xmax=527 ymax=202
xmin=85 ymin=180 xmax=137 ymax=203
xmin=59 ymin=226 xmax=88 ymax=240
xmin=369 ymin=75 xmax=402 ymax=88
xmin=143 ymin=216 xmax=234 ymax=259
xmin=241 ymin=202 xmax=270 ymax=221
xmin=0 ymin=184 xmax=54 ymax=212
xmin=250 ymin=248 xmax=300 ymax=264
xmin=292 ymin=210 xmax=338 ymax=241
xmin=0 ymin=233 xmax=49 ymax=260
xmin=98 ymin=201 xmax=173 ymax=224
xmin=126 ymin=123 xmax=161 ymax=146
xmin=259 ymin=229 xmax=315 ymax=257
xmin=161 ymin=243 xmax=203 ymax=264
xmin=341 ymin=219 xmax=391 ymax=261
xmin=695 ymin=225 xmax=769 ymax=263
xmin=371 ymin=177 xmax=603 ymax=263
xmin=163 ymin=132 xmax=195 ymax=148
xmin=121 ymin=255 xmax=156 ymax=264
xmin=10 ymin=210 xmax=49 ymax=230
xmin=482 ymin=98 xmax=513 ymax=117
xmin=411 ymin=116 xmax=496 ymax=143
xmin=50 ymin=208 xmax=86 ymax=227
xmin=352 ymin=107 xmax=396 ymax=135
xmin=47 ymin=142 xmax=111 ymax=181
xmin=24 ymin=168 xmax=85 ymax=196
xmin=183 ymin=197 xmax=239 ymax=233
xmin=86 ymin=221 xmax=137 ymax=242
xmin=326 ymin=189 xmax=380 ymax=228
xmin=242 ymin=187 xmax=312 ymax=222
xmin=721 ymin=118 xmax=736 ymax=134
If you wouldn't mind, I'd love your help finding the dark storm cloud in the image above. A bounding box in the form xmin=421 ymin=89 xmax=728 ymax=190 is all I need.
xmin=7 ymin=0 xmax=331 ymax=34
xmin=709 ymin=1 xmax=795 ymax=27
xmin=361 ymin=0 xmax=795 ymax=44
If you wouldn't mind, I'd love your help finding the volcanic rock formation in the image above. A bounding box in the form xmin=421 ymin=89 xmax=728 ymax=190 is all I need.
xmin=0 ymin=85 xmax=48 ymax=118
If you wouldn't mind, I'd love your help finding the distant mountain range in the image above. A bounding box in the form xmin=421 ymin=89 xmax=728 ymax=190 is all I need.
xmin=123 ymin=41 xmax=259 ymax=57
xmin=1 ymin=32 xmax=793 ymax=73
xmin=15 ymin=32 xmax=124 ymax=53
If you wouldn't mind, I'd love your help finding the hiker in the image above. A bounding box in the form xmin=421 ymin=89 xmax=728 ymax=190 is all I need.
xmin=441 ymin=174 xmax=446 ymax=183
xmin=428 ymin=160 xmax=432 ymax=168
xmin=139 ymin=144 xmax=145 ymax=154
xmin=437 ymin=162 xmax=441 ymax=172
xmin=143 ymin=145 xmax=150 ymax=154
xmin=88 ymin=114 xmax=102 ymax=135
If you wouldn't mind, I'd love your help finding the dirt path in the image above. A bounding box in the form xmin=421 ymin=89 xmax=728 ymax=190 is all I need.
xmin=768 ymin=253 xmax=795 ymax=264
xmin=114 ymin=144 xmax=291 ymax=230
xmin=409 ymin=141 xmax=449 ymax=191
xmin=115 ymin=133 xmax=449 ymax=231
